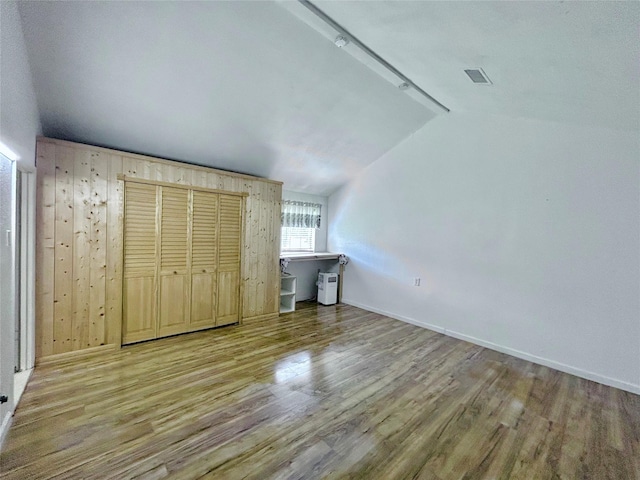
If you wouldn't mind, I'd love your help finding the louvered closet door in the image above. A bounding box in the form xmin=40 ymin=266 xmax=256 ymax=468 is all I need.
xmin=158 ymin=186 xmax=190 ymax=338
xmin=123 ymin=183 xmax=158 ymax=344
xmin=217 ymin=195 xmax=242 ymax=326
xmin=189 ymin=191 xmax=218 ymax=331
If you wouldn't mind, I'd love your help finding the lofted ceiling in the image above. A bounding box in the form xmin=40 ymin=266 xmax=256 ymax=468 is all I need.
xmin=314 ymin=1 xmax=639 ymax=133
xmin=17 ymin=1 xmax=639 ymax=195
xmin=17 ymin=1 xmax=436 ymax=195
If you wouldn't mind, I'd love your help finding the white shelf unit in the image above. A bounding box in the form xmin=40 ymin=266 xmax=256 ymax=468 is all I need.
xmin=280 ymin=275 xmax=297 ymax=313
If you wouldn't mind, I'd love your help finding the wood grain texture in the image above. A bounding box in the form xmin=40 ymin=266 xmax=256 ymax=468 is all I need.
xmin=190 ymin=191 xmax=218 ymax=330
xmin=35 ymin=137 xmax=282 ymax=360
xmin=72 ymin=148 xmax=91 ymax=351
xmin=122 ymin=185 xmax=242 ymax=341
xmin=53 ymin=146 xmax=75 ymax=354
xmin=116 ymin=175 xmax=248 ymax=196
xmin=217 ymin=194 xmax=243 ymax=326
xmin=122 ymin=182 xmax=157 ymax=344
xmin=2 ymin=302 xmax=638 ymax=479
xmin=158 ymin=186 xmax=190 ymax=337
xmin=35 ymin=141 xmax=56 ymax=358
xmin=89 ymin=151 xmax=108 ymax=348
xmin=105 ymin=154 xmax=124 ymax=347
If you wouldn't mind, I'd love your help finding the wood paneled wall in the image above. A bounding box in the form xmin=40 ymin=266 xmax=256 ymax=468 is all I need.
xmin=35 ymin=137 xmax=282 ymax=361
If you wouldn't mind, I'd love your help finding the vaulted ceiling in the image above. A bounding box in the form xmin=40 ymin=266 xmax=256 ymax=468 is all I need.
xmin=17 ymin=1 xmax=639 ymax=195
xmin=314 ymin=1 xmax=639 ymax=132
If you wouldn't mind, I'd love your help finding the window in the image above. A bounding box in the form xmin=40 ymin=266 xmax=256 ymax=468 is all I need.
xmin=281 ymin=226 xmax=315 ymax=252
xmin=280 ymin=200 xmax=321 ymax=253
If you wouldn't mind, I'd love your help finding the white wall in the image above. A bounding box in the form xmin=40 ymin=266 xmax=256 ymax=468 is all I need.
xmin=0 ymin=0 xmax=41 ymax=448
xmin=329 ymin=112 xmax=640 ymax=393
xmin=1 ymin=1 xmax=41 ymax=169
xmin=281 ymin=190 xmax=335 ymax=301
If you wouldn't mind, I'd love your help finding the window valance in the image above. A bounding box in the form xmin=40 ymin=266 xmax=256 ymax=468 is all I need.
xmin=281 ymin=200 xmax=322 ymax=228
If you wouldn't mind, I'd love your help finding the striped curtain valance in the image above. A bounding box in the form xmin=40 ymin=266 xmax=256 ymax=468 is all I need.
xmin=281 ymin=200 xmax=322 ymax=228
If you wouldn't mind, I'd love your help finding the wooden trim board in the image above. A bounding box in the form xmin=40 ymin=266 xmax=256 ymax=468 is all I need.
xmin=117 ymin=175 xmax=249 ymax=196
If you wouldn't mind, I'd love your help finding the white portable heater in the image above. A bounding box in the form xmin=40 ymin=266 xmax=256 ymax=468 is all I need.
xmin=317 ymin=272 xmax=338 ymax=305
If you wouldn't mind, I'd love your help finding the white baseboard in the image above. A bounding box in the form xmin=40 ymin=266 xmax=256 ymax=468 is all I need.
xmin=0 ymin=411 xmax=12 ymax=452
xmin=0 ymin=369 xmax=34 ymax=452
xmin=342 ymin=298 xmax=640 ymax=395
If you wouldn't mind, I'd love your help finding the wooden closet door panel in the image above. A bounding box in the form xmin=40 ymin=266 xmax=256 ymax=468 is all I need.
xmin=160 ymin=187 xmax=189 ymax=274
xmin=191 ymin=191 xmax=218 ymax=268
xmin=190 ymin=272 xmax=216 ymax=330
xmin=218 ymin=195 xmax=242 ymax=267
xmin=123 ymin=183 xmax=157 ymax=275
xmin=190 ymin=191 xmax=218 ymax=330
xmin=123 ymin=182 xmax=157 ymax=344
xmin=158 ymin=187 xmax=190 ymax=337
xmin=158 ymin=274 xmax=189 ymax=337
xmin=123 ymin=276 xmax=156 ymax=343
xmin=217 ymin=269 xmax=239 ymax=326
xmin=217 ymin=195 xmax=242 ymax=326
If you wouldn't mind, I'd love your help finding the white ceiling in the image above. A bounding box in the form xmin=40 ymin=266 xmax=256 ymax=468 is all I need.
xmin=17 ymin=1 xmax=639 ymax=195
xmin=315 ymin=0 xmax=640 ymax=132
xmin=17 ymin=1 xmax=435 ymax=195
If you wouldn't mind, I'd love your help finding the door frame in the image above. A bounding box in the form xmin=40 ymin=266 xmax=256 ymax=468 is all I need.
xmin=0 ymin=154 xmax=16 ymax=448
xmin=16 ymin=169 xmax=36 ymax=373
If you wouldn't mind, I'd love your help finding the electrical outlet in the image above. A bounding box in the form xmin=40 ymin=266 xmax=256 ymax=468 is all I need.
xmin=414 ymin=277 xmax=421 ymax=286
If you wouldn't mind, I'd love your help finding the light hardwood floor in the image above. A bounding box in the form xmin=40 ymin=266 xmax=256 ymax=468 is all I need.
xmin=1 ymin=302 xmax=639 ymax=479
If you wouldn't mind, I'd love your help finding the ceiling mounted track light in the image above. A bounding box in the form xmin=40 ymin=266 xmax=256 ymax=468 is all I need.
xmin=286 ymin=0 xmax=449 ymax=114
xmin=334 ymin=35 xmax=349 ymax=48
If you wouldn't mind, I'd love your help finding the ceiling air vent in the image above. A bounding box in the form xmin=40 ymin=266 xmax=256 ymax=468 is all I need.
xmin=464 ymin=68 xmax=492 ymax=85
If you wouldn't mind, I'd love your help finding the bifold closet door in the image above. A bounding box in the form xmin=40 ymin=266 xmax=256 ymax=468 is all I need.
xmin=123 ymin=182 xmax=243 ymax=344
xmin=123 ymin=183 xmax=158 ymax=344
xmin=217 ymin=195 xmax=242 ymax=326
xmin=158 ymin=186 xmax=190 ymax=338
xmin=189 ymin=191 xmax=218 ymax=330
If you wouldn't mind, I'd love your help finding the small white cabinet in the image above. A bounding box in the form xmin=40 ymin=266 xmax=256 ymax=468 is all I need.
xmin=280 ymin=275 xmax=296 ymax=313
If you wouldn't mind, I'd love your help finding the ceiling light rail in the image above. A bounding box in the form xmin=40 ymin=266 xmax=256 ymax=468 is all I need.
xmin=297 ymin=0 xmax=449 ymax=113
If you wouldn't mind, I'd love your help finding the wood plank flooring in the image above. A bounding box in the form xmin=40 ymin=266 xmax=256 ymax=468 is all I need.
xmin=1 ymin=302 xmax=639 ymax=479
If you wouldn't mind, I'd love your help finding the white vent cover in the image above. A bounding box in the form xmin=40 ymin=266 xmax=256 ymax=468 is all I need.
xmin=464 ymin=68 xmax=492 ymax=85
